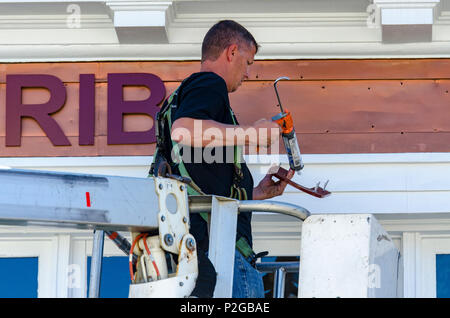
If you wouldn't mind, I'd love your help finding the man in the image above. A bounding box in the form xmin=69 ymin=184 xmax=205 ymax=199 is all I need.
xmin=155 ymin=20 xmax=294 ymax=298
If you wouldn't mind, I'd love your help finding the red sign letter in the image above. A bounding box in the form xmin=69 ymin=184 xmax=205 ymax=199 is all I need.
xmin=6 ymin=74 xmax=70 ymax=146
xmin=79 ymin=74 xmax=96 ymax=145
xmin=107 ymin=73 xmax=165 ymax=145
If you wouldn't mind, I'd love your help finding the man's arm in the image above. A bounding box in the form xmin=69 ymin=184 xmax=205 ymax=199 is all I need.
xmin=172 ymin=117 xmax=292 ymax=200
xmin=171 ymin=117 xmax=279 ymax=148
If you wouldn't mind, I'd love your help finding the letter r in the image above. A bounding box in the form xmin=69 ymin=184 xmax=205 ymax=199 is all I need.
xmin=5 ymin=74 xmax=70 ymax=146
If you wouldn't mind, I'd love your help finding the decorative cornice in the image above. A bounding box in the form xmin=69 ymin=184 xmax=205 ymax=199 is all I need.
xmin=2 ymin=0 xmax=450 ymax=59
xmin=7 ymin=41 xmax=450 ymax=62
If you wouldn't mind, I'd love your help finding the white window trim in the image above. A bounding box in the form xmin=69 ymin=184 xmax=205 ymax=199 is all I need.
xmin=420 ymin=235 xmax=450 ymax=298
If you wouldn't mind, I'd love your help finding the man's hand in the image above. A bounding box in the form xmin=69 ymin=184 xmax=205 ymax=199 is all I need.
xmin=252 ymin=166 xmax=294 ymax=200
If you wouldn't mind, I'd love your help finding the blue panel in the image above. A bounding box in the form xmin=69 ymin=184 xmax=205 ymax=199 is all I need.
xmin=87 ymin=256 xmax=130 ymax=298
xmin=0 ymin=257 xmax=38 ymax=298
xmin=436 ymin=254 xmax=450 ymax=298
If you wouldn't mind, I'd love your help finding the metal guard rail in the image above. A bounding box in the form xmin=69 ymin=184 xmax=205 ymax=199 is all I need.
xmin=188 ymin=196 xmax=310 ymax=221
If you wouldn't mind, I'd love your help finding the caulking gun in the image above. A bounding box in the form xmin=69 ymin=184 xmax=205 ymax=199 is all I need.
xmin=271 ymin=76 xmax=331 ymax=198
xmin=272 ymin=76 xmax=304 ymax=173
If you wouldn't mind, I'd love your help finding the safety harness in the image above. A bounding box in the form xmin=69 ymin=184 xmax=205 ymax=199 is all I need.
xmin=150 ymin=79 xmax=262 ymax=263
xmin=151 ymin=79 xmax=248 ymax=201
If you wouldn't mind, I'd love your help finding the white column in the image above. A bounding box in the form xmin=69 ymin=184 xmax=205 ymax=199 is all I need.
xmin=208 ymin=196 xmax=239 ymax=298
xmin=54 ymin=234 xmax=72 ymax=298
xmin=299 ymin=214 xmax=401 ymax=298
xmin=401 ymin=232 xmax=421 ymax=298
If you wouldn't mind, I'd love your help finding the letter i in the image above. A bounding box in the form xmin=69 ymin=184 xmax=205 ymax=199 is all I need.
xmin=79 ymin=74 xmax=95 ymax=145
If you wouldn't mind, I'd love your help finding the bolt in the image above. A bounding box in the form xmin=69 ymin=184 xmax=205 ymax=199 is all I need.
xmin=159 ymin=183 xmax=163 ymax=190
xmin=164 ymin=234 xmax=174 ymax=246
xmin=183 ymin=217 xmax=188 ymax=223
xmin=180 ymin=185 xmax=184 ymax=191
xmin=179 ymin=282 xmax=184 ymax=287
xmin=186 ymin=238 xmax=195 ymax=251
xmin=160 ymin=215 xmax=165 ymax=222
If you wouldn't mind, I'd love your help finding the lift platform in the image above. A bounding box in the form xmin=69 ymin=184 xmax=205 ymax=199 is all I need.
xmin=0 ymin=168 xmax=309 ymax=298
xmin=0 ymin=168 xmax=400 ymax=298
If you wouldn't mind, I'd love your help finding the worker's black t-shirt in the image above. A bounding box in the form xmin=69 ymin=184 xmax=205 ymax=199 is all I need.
xmin=169 ymin=72 xmax=254 ymax=250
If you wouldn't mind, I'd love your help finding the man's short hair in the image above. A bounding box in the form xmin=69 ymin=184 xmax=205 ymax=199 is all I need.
xmin=201 ymin=20 xmax=259 ymax=63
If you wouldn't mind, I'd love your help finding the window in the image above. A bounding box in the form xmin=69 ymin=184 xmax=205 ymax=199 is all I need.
xmin=86 ymin=256 xmax=130 ymax=298
xmin=0 ymin=257 xmax=38 ymax=298
xmin=436 ymin=254 xmax=450 ymax=298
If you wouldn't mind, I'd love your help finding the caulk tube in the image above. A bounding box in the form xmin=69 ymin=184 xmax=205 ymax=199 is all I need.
xmin=282 ymin=129 xmax=304 ymax=173
xmin=272 ymin=110 xmax=304 ymax=174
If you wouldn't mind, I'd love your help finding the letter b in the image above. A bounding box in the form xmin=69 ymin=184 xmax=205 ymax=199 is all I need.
xmin=107 ymin=73 xmax=165 ymax=145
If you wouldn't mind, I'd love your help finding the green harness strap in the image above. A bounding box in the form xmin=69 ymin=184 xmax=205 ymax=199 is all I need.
xmin=165 ymin=101 xmax=203 ymax=196
xmin=235 ymin=236 xmax=254 ymax=258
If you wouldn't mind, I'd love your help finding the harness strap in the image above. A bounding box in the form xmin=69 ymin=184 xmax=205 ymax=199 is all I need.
xmin=152 ymin=81 xmax=249 ymax=228
xmin=236 ymin=236 xmax=253 ymax=259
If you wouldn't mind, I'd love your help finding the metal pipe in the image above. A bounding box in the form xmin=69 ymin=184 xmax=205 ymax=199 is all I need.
xmin=238 ymin=200 xmax=309 ymax=221
xmin=88 ymin=229 xmax=105 ymax=298
xmin=256 ymin=261 xmax=299 ymax=273
xmin=188 ymin=197 xmax=310 ymax=221
xmin=273 ymin=267 xmax=287 ymax=298
xmin=274 ymin=76 xmax=290 ymax=114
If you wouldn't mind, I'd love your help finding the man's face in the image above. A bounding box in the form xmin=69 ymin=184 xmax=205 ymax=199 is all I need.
xmin=228 ymin=43 xmax=256 ymax=93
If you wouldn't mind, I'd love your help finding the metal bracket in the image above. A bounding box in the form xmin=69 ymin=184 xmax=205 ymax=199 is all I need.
xmin=155 ymin=177 xmax=190 ymax=255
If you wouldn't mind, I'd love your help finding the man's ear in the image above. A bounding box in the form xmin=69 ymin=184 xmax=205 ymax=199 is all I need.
xmin=226 ymin=44 xmax=238 ymax=62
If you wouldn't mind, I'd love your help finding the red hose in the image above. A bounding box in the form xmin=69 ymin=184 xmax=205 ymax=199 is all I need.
xmin=129 ymin=233 xmax=161 ymax=282
xmin=129 ymin=233 xmax=146 ymax=282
